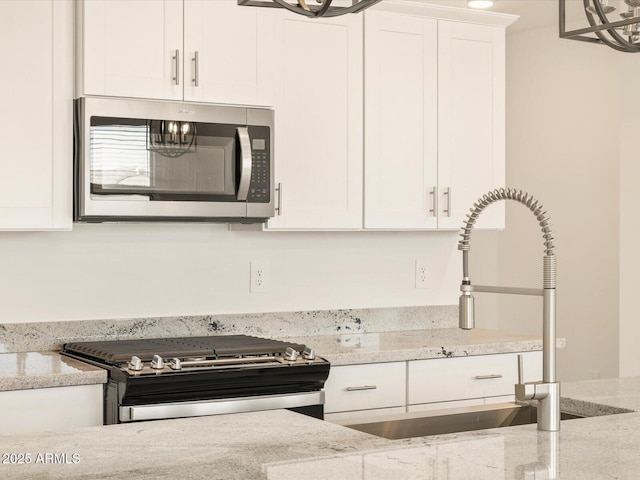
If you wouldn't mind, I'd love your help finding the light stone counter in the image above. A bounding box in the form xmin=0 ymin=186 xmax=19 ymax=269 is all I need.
xmin=1 ymin=377 xmax=640 ymax=479
xmin=286 ymin=328 xmax=543 ymax=365
xmin=560 ymin=377 xmax=640 ymax=416
xmin=0 ymin=352 xmax=106 ymax=391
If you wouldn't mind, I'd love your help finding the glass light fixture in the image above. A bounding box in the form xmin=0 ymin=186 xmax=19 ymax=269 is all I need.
xmin=586 ymin=0 xmax=615 ymax=14
xmin=560 ymin=0 xmax=640 ymax=52
xmin=468 ymin=0 xmax=494 ymax=9
xmin=237 ymin=0 xmax=382 ymax=18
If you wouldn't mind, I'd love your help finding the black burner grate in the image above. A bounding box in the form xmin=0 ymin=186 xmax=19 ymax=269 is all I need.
xmin=63 ymin=335 xmax=306 ymax=363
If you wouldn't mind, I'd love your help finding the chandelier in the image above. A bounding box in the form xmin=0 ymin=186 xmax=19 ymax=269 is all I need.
xmin=147 ymin=120 xmax=197 ymax=158
xmin=237 ymin=0 xmax=382 ymax=18
xmin=560 ymin=0 xmax=640 ymax=52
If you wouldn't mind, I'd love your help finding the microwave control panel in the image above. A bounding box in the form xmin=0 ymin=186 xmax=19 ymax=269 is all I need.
xmin=247 ymin=126 xmax=270 ymax=203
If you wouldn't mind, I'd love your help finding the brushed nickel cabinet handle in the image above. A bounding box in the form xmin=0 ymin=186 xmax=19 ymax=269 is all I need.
xmin=429 ymin=186 xmax=437 ymax=217
xmin=474 ymin=374 xmax=503 ymax=380
xmin=192 ymin=51 xmax=199 ymax=87
xmin=443 ymin=187 xmax=452 ymax=217
xmin=346 ymin=385 xmax=377 ymax=391
xmin=173 ymin=49 xmax=180 ymax=86
xmin=276 ymin=182 xmax=282 ymax=216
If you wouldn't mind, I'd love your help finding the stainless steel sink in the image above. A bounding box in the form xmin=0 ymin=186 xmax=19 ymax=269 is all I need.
xmin=344 ymin=403 xmax=583 ymax=440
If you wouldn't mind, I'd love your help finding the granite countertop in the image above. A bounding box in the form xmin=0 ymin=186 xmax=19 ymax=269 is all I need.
xmin=0 ymin=352 xmax=106 ymax=391
xmin=0 ymin=377 xmax=639 ymax=479
xmin=285 ymin=328 xmax=544 ymax=365
xmin=0 ymin=328 xmax=542 ymax=391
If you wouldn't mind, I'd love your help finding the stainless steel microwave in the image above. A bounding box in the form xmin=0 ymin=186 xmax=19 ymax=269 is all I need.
xmin=74 ymin=97 xmax=274 ymax=223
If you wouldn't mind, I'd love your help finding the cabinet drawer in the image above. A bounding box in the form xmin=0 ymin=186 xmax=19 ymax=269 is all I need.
xmin=408 ymin=352 xmax=541 ymax=405
xmin=324 ymin=362 xmax=406 ymax=414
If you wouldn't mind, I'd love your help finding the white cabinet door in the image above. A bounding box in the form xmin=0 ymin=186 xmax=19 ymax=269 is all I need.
xmin=437 ymin=21 xmax=505 ymax=230
xmin=0 ymin=385 xmax=103 ymax=436
xmin=324 ymin=362 xmax=406 ymax=414
xmin=265 ymin=11 xmax=363 ymax=229
xmin=0 ymin=0 xmax=72 ymax=230
xmin=364 ymin=11 xmax=438 ymax=229
xmin=183 ymin=0 xmax=272 ymax=106
xmin=80 ymin=0 xmax=183 ymax=100
xmin=363 ymin=11 xmax=505 ymax=231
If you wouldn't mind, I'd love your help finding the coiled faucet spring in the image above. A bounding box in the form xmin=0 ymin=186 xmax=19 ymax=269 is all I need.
xmin=458 ymin=188 xmax=556 ymax=289
xmin=458 ymin=187 xmax=555 ymax=256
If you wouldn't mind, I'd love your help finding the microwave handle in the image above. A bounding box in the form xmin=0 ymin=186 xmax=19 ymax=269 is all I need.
xmin=237 ymin=127 xmax=252 ymax=201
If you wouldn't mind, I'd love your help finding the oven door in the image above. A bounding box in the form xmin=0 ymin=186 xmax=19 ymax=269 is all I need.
xmin=117 ymin=391 xmax=325 ymax=423
xmin=75 ymin=97 xmax=273 ymax=222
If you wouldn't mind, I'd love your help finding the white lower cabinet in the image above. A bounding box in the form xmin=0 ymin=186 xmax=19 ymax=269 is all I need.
xmin=0 ymin=384 xmax=103 ymax=436
xmin=323 ymin=361 xmax=406 ymax=415
xmin=408 ymin=351 xmax=542 ymax=406
xmin=324 ymin=351 xmax=543 ymax=423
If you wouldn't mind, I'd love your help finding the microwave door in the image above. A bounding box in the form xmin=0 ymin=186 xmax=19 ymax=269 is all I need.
xmin=81 ymin=117 xmax=247 ymax=220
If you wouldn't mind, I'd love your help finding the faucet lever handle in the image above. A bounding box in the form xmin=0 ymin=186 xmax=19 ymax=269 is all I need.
xmin=517 ymin=354 xmax=524 ymax=384
xmin=515 ymin=353 xmax=536 ymax=402
xmin=515 ymin=353 xmax=536 ymax=401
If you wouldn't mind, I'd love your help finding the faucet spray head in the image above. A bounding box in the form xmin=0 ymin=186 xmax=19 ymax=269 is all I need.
xmin=459 ymin=292 xmax=475 ymax=330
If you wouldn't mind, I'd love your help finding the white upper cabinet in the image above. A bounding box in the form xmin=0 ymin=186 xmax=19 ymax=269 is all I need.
xmin=183 ymin=1 xmax=272 ymax=106
xmin=364 ymin=12 xmax=438 ymax=229
xmin=0 ymin=0 xmax=72 ymax=230
xmin=437 ymin=21 xmax=506 ymax=230
xmin=79 ymin=0 xmax=269 ymax=106
xmin=79 ymin=0 xmax=183 ymax=101
xmin=76 ymin=0 xmax=513 ymax=231
xmin=364 ymin=3 xmax=512 ymax=230
xmin=265 ymin=11 xmax=363 ymax=230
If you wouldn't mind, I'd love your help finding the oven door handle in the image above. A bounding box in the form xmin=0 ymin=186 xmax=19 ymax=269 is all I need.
xmin=236 ymin=126 xmax=252 ymax=201
xmin=119 ymin=391 xmax=324 ymax=422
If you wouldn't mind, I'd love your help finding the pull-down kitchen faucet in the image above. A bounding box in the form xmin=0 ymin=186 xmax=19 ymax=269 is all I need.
xmin=458 ymin=188 xmax=559 ymax=432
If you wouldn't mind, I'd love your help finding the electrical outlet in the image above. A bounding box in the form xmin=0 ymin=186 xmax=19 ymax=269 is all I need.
xmin=587 ymin=369 xmax=600 ymax=380
xmin=415 ymin=259 xmax=428 ymax=289
xmin=250 ymin=261 xmax=269 ymax=293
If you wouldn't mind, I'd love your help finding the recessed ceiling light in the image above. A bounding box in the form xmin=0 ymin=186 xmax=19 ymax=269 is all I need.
xmin=468 ymin=0 xmax=494 ymax=8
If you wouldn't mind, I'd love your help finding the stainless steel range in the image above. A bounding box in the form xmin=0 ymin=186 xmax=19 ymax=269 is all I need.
xmin=61 ymin=335 xmax=330 ymax=424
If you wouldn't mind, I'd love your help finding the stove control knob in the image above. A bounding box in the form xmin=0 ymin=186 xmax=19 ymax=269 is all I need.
xmin=128 ymin=356 xmax=143 ymax=371
xmin=284 ymin=347 xmax=298 ymax=361
xmin=151 ymin=355 xmax=165 ymax=370
xmin=170 ymin=358 xmax=182 ymax=370
xmin=302 ymin=347 xmax=315 ymax=361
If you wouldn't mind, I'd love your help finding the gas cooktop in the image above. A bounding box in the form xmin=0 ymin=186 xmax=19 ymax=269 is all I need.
xmin=64 ymin=335 xmax=307 ymax=363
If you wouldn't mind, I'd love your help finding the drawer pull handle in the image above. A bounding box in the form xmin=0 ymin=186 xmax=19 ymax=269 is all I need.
xmin=346 ymin=385 xmax=377 ymax=392
xmin=474 ymin=374 xmax=503 ymax=380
